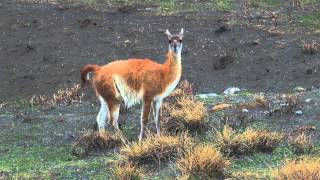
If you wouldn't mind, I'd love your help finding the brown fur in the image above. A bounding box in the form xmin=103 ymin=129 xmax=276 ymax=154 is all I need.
xmin=80 ymin=51 xmax=181 ymax=135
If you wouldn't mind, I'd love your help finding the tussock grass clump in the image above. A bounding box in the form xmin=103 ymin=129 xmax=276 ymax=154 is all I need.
xmin=177 ymin=145 xmax=230 ymax=179
xmin=162 ymin=80 xmax=207 ymax=133
xmin=273 ymin=158 xmax=320 ymax=180
xmin=281 ymin=95 xmax=304 ymax=114
xmin=120 ymin=134 xmax=193 ymax=165
xmin=289 ymin=133 xmax=314 ymax=154
xmin=214 ymin=126 xmax=282 ymax=156
xmin=112 ymin=163 xmax=144 ymax=180
xmin=30 ymin=83 xmax=83 ymax=106
xmin=71 ymin=131 xmax=123 ymax=156
xmin=302 ymin=41 xmax=318 ymax=54
xmin=163 ymin=97 xmax=207 ymax=133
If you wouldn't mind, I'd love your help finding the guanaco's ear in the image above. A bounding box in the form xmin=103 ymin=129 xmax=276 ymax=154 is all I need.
xmin=165 ymin=29 xmax=172 ymax=39
xmin=179 ymin=28 xmax=184 ymax=39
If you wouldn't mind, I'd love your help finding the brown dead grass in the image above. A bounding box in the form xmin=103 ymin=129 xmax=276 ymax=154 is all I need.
xmin=177 ymin=145 xmax=230 ymax=179
xmin=71 ymin=131 xmax=123 ymax=156
xmin=162 ymin=80 xmax=207 ymax=133
xmin=289 ymin=133 xmax=314 ymax=154
xmin=112 ymin=163 xmax=144 ymax=180
xmin=120 ymin=134 xmax=193 ymax=165
xmin=30 ymin=83 xmax=83 ymax=106
xmin=302 ymin=41 xmax=318 ymax=54
xmin=273 ymin=158 xmax=320 ymax=180
xmin=214 ymin=126 xmax=283 ymax=156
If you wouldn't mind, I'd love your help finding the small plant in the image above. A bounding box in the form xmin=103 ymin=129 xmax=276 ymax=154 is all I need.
xmin=163 ymin=97 xmax=207 ymax=133
xmin=71 ymin=131 xmax=123 ymax=156
xmin=289 ymin=133 xmax=313 ymax=154
xmin=273 ymin=158 xmax=320 ymax=180
xmin=112 ymin=163 xmax=144 ymax=180
xmin=162 ymin=80 xmax=207 ymax=133
xmin=177 ymin=145 xmax=230 ymax=179
xmin=120 ymin=134 xmax=193 ymax=165
xmin=281 ymin=95 xmax=304 ymax=114
xmin=302 ymin=41 xmax=318 ymax=54
xmin=214 ymin=126 xmax=282 ymax=156
xmin=30 ymin=83 xmax=83 ymax=106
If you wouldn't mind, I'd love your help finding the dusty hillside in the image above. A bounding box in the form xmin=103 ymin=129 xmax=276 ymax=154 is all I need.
xmin=0 ymin=0 xmax=319 ymax=100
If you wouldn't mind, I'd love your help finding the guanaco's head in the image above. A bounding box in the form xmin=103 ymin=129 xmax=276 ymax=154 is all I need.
xmin=165 ymin=28 xmax=184 ymax=55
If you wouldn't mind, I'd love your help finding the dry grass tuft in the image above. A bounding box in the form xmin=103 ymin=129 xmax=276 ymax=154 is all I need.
xmin=71 ymin=131 xmax=123 ymax=156
xmin=112 ymin=163 xmax=144 ymax=180
xmin=177 ymin=145 xmax=230 ymax=179
xmin=289 ymin=133 xmax=314 ymax=154
xmin=281 ymin=95 xmax=304 ymax=114
xmin=162 ymin=80 xmax=207 ymax=133
xmin=165 ymin=80 xmax=194 ymax=104
xmin=273 ymin=158 xmax=320 ymax=180
xmin=302 ymin=41 xmax=318 ymax=54
xmin=214 ymin=126 xmax=282 ymax=156
xmin=30 ymin=83 xmax=83 ymax=106
xmin=120 ymin=134 xmax=193 ymax=165
xmin=163 ymin=97 xmax=207 ymax=133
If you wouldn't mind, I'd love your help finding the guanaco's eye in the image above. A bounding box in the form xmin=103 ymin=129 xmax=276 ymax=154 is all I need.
xmin=179 ymin=39 xmax=182 ymax=43
xmin=168 ymin=40 xmax=172 ymax=43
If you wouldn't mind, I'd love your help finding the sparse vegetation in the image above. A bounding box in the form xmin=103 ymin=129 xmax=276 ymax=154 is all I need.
xmin=72 ymin=131 xmax=123 ymax=156
xmin=302 ymin=41 xmax=318 ymax=54
xmin=30 ymin=83 xmax=83 ymax=106
xmin=214 ymin=126 xmax=283 ymax=156
xmin=162 ymin=81 xmax=207 ymax=133
xmin=289 ymin=133 xmax=314 ymax=154
xmin=2 ymin=0 xmax=320 ymax=179
xmin=177 ymin=145 xmax=230 ymax=179
xmin=273 ymin=158 xmax=320 ymax=180
xmin=120 ymin=134 xmax=193 ymax=165
xmin=112 ymin=163 xmax=144 ymax=180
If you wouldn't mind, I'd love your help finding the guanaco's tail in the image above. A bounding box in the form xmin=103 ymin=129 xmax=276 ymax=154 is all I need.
xmin=80 ymin=64 xmax=100 ymax=86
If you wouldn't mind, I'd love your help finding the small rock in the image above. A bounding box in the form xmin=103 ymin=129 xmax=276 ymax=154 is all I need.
xmin=252 ymin=39 xmax=261 ymax=45
xmin=242 ymin=109 xmax=249 ymax=113
xmin=197 ymin=93 xmax=218 ymax=99
xmin=293 ymin=86 xmax=306 ymax=92
xmin=294 ymin=110 xmax=303 ymax=115
xmin=223 ymin=87 xmax=240 ymax=95
xmin=305 ymin=98 xmax=312 ymax=103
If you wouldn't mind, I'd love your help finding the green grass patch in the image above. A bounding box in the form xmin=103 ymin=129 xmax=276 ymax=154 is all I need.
xmin=299 ymin=12 xmax=320 ymax=33
xmin=230 ymin=143 xmax=294 ymax=177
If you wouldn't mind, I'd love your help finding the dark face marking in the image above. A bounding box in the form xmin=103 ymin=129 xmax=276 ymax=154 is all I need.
xmin=169 ymin=36 xmax=182 ymax=53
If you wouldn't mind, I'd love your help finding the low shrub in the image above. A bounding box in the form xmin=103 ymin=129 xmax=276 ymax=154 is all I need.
xmin=71 ymin=131 xmax=123 ymax=156
xmin=289 ymin=133 xmax=314 ymax=154
xmin=163 ymin=97 xmax=207 ymax=133
xmin=120 ymin=134 xmax=193 ymax=165
xmin=177 ymin=145 xmax=230 ymax=179
xmin=30 ymin=83 xmax=83 ymax=106
xmin=273 ymin=158 xmax=320 ymax=180
xmin=214 ymin=126 xmax=283 ymax=156
xmin=162 ymin=80 xmax=207 ymax=133
xmin=112 ymin=163 xmax=143 ymax=180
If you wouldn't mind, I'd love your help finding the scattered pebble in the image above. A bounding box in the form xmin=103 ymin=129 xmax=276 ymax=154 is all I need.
xmin=223 ymin=87 xmax=240 ymax=95
xmin=294 ymin=110 xmax=303 ymax=115
xmin=197 ymin=93 xmax=218 ymax=99
xmin=305 ymin=98 xmax=312 ymax=103
xmin=293 ymin=86 xmax=306 ymax=92
xmin=242 ymin=109 xmax=249 ymax=113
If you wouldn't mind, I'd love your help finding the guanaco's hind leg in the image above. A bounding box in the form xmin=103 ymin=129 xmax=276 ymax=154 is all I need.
xmin=97 ymin=96 xmax=109 ymax=133
xmin=139 ymin=98 xmax=152 ymax=141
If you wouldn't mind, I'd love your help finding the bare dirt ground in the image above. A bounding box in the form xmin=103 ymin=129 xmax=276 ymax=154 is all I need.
xmin=1 ymin=0 xmax=319 ymax=100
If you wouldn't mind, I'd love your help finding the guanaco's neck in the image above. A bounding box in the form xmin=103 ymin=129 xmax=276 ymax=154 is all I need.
xmin=164 ymin=49 xmax=181 ymax=68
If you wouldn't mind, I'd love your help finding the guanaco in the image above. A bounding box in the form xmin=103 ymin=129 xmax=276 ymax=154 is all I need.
xmin=80 ymin=28 xmax=184 ymax=141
